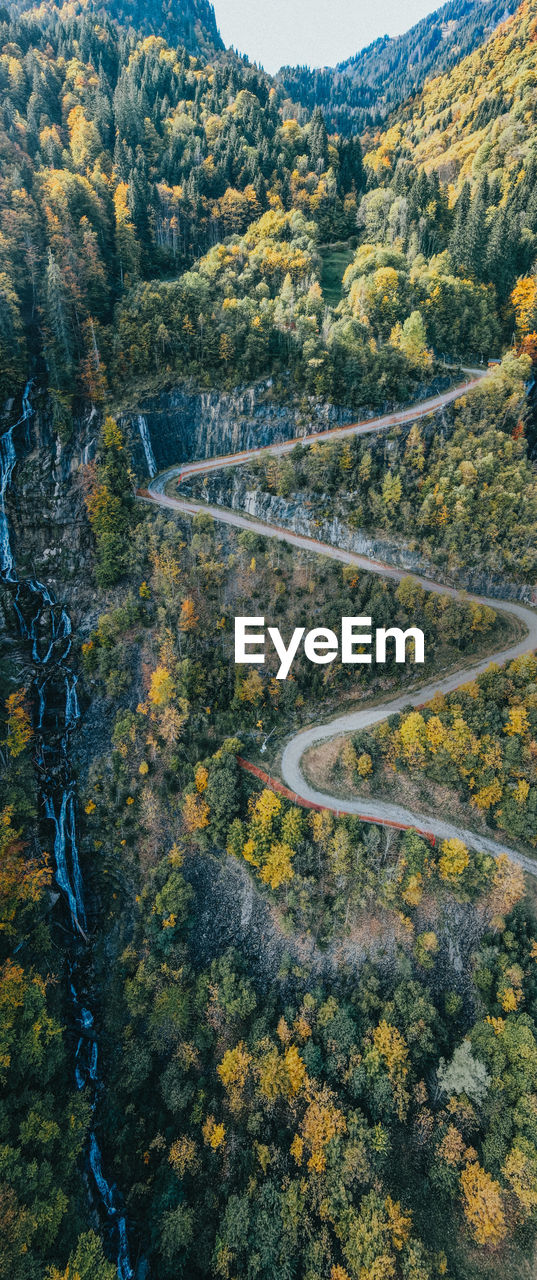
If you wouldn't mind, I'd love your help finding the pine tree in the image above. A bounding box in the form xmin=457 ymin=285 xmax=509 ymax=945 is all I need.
xmin=338 ymin=137 xmax=364 ymax=193
xmin=449 ymin=181 xmax=471 ymax=272
xmin=486 ymin=206 xmax=516 ymax=302
xmin=308 ymin=106 xmax=328 ymax=171
xmin=465 ymin=175 xmax=489 ymax=278
xmin=45 ymin=250 xmax=73 ymax=378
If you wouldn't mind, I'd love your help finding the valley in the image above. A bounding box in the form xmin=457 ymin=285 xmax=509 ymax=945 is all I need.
xmin=4 ymin=0 xmax=537 ymax=1277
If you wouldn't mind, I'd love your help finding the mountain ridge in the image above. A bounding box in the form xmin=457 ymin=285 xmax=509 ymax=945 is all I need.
xmin=4 ymin=0 xmax=224 ymax=54
xmin=276 ymin=0 xmax=520 ymax=135
xmin=362 ymin=0 xmax=537 ymax=188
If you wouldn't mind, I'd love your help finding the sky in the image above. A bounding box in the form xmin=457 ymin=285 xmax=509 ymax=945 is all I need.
xmin=213 ymin=0 xmax=442 ymax=73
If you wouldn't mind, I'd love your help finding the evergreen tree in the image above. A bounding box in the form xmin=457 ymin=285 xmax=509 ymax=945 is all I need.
xmin=86 ymin=417 xmax=134 ymax=586
xmin=338 ymin=136 xmax=364 ymax=193
xmin=308 ymin=106 xmax=329 ymax=171
xmin=465 ymin=174 xmax=489 ymax=278
xmin=449 ymin=180 xmax=471 ymax=271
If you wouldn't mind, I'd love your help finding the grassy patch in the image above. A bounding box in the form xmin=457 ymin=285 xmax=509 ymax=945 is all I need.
xmin=319 ymin=243 xmax=355 ymax=305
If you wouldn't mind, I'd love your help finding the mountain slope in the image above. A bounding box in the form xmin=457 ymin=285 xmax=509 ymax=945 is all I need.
xmin=363 ymin=0 xmax=537 ymax=188
xmin=5 ymin=0 xmax=224 ymax=54
xmin=95 ymin=0 xmax=223 ymax=52
xmin=0 ymin=0 xmax=371 ymax=410
xmin=277 ymin=0 xmax=520 ymax=135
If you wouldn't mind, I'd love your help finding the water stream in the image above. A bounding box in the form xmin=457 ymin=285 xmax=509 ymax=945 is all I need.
xmin=136 ymin=413 xmax=157 ymax=478
xmin=0 ymin=388 xmax=134 ymax=1280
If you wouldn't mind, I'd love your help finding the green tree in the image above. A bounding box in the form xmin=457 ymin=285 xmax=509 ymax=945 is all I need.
xmin=86 ymin=417 xmax=134 ymax=586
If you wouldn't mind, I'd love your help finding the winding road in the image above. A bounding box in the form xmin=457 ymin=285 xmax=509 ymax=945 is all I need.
xmin=139 ymin=370 xmax=537 ymax=875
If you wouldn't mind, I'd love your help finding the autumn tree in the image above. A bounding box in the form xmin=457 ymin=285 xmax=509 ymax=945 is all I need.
xmin=4 ymin=690 xmax=32 ymax=759
xmin=86 ymin=417 xmax=134 ymax=586
xmin=460 ymin=1162 xmax=506 ymax=1246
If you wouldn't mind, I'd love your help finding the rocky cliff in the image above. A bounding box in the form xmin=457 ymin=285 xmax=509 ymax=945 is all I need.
xmin=2 ymin=392 xmax=100 ymax=623
xmin=181 ymin=466 xmax=534 ymax=603
xmin=119 ymin=380 xmax=355 ymax=478
xmin=118 ymin=373 xmax=456 ymax=480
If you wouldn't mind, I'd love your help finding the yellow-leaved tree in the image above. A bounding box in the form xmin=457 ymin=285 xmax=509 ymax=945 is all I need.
xmin=182 ymin=791 xmax=210 ymax=833
xmin=511 ymin=276 xmax=537 ymax=336
xmin=460 ymin=1162 xmax=506 ymax=1246
xmin=149 ymin=666 xmax=176 ymax=708
xmin=438 ymin=838 xmax=469 ymax=882
xmin=300 ymin=1080 xmax=346 ymax=1173
xmin=259 ymin=840 xmax=295 ymax=889
xmin=371 ymin=1020 xmax=410 ymax=1121
xmin=179 ymin=597 xmax=199 ymax=632
xmin=4 ymin=689 xmax=32 ymax=758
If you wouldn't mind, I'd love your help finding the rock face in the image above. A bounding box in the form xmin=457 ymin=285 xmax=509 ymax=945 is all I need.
xmin=118 ymin=373 xmax=455 ymax=479
xmin=182 ymin=467 xmax=534 ymax=603
xmin=3 ymin=395 xmax=98 ymax=617
xmin=0 ymin=375 xmax=430 ymax=607
xmin=6 ymin=372 xmax=531 ymax=611
xmin=119 ymin=380 xmax=356 ymax=477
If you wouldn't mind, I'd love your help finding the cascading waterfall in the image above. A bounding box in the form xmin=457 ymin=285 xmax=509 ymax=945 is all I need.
xmin=44 ymin=790 xmax=87 ymax=935
xmin=65 ymin=672 xmax=80 ymax=727
xmin=0 ymin=387 xmax=134 ymax=1280
xmin=81 ymin=436 xmax=96 ymax=466
xmin=136 ymin=413 xmax=157 ymax=478
xmin=0 ymin=424 xmax=17 ymax=579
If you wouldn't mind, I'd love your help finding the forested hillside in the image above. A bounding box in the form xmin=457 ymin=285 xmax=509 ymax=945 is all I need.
xmin=76 ymin=483 xmax=537 ymax=1280
xmin=5 ymin=0 xmax=224 ymax=53
xmin=4 ymin=0 xmax=537 ymax=434
xmin=334 ymin=0 xmax=537 ymax=362
xmin=91 ymin=0 xmax=222 ymax=50
xmin=4 ymin=1 xmax=537 ymax=1278
xmin=0 ymin=0 xmax=370 ymax=420
xmin=4 ymin=0 xmax=537 ymax=444
xmin=363 ymin=0 xmax=537 ymax=188
xmin=277 ymin=0 xmax=520 ymax=135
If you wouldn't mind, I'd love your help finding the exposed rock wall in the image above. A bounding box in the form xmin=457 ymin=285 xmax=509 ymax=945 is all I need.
xmin=182 ymin=467 xmax=534 ymax=603
xmin=3 ymin=396 xmax=98 ymax=617
xmin=120 ymin=380 xmax=355 ymax=476
xmin=118 ymin=373 xmax=455 ymax=479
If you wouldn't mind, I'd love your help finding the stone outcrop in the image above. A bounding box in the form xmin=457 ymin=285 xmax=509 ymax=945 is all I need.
xmin=119 ymin=379 xmax=355 ymax=476
xmin=2 ymin=395 xmax=98 ymax=616
xmin=118 ymin=373 xmax=455 ymax=478
xmin=182 ymin=467 xmax=534 ymax=603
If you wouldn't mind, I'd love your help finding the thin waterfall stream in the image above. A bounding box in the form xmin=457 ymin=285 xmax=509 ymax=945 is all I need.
xmin=136 ymin=413 xmax=157 ymax=478
xmin=0 ymin=388 xmax=134 ymax=1280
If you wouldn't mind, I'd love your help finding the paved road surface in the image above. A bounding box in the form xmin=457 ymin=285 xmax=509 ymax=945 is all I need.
xmin=140 ymin=369 xmax=537 ymax=873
